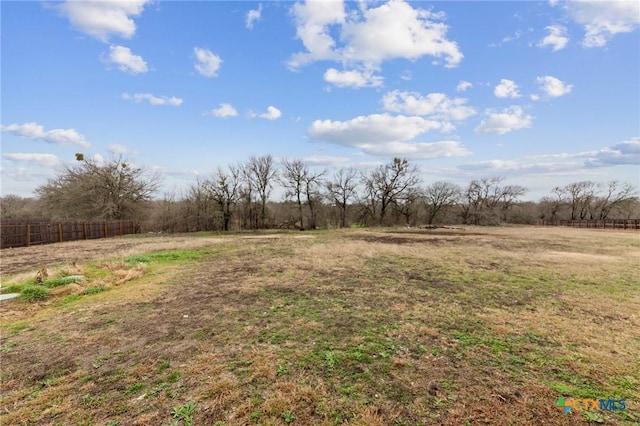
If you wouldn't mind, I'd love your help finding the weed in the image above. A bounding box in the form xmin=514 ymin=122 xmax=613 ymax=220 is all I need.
xmin=158 ymin=360 xmax=171 ymax=372
xmin=167 ymin=371 xmax=182 ymax=383
xmin=583 ymin=411 xmax=604 ymax=423
xmin=171 ymin=400 xmax=196 ymax=426
xmin=249 ymin=411 xmax=262 ymax=423
xmin=282 ymin=410 xmax=295 ymax=424
xmin=20 ymin=285 xmax=50 ymax=302
xmin=323 ymin=351 xmax=340 ymax=371
xmin=81 ymin=393 xmax=102 ymax=408
xmin=276 ymin=363 xmax=289 ymax=377
xmin=123 ymin=382 xmax=146 ymax=395
xmin=0 ymin=343 xmax=16 ymax=353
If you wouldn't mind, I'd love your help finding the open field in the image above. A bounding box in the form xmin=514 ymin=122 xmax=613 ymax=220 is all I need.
xmin=1 ymin=227 xmax=638 ymax=425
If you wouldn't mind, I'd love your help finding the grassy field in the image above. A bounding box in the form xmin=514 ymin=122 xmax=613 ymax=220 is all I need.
xmin=0 ymin=227 xmax=638 ymax=425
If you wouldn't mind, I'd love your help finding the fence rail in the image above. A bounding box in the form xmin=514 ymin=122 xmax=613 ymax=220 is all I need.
xmin=0 ymin=220 xmax=137 ymax=249
xmin=538 ymin=219 xmax=639 ymax=230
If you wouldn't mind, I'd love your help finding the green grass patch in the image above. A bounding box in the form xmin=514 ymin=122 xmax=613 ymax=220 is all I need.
xmin=123 ymin=382 xmax=146 ymax=395
xmin=42 ymin=275 xmax=85 ymax=288
xmin=546 ymin=380 xmax=604 ymax=399
xmin=19 ymin=285 xmax=50 ymax=302
xmin=1 ymin=283 xmax=25 ymax=293
xmin=7 ymin=321 xmax=32 ymax=337
xmin=58 ymin=294 xmax=82 ymax=306
xmin=125 ymin=249 xmax=211 ymax=265
xmin=83 ymin=286 xmax=109 ymax=296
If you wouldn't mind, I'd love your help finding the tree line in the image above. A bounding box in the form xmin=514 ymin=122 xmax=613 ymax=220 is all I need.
xmin=1 ymin=154 xmax=638 ymax=231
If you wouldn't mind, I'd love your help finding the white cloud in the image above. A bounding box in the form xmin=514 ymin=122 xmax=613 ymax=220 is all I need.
xmin=381 ymin=90 xmax=476 ymax=121
xmin=108 ymin=144 xmax=129 ymax=154
xmin=260 ymin=106 xmax=282 ymax=121
xmin=308 ymin=113 xmax=471 ymax=159
xmin=400 ymin=70 xmax=413 ymax=81
xmin=475 ymin=106 xmax=533 ymax=135
xmin=209 ymin=103 xmax=238 ymax=118
xmin=457 ymin=159 xmax=580 ymax=175
xmin=454 ymin=137 xmax=640 ymax=175
xmin=289 ymin=0 xmax=462 ymax=70
xmin=58 ymin=0 xmax=151 ymax=42
xmin=323 ymin=67 xmax=383 ymax=88
xmin=246 ymin=4 xmax=263 ymax=29
xmin=535 ymin=76 xmax=573 ymax=98
xmin=289 ymin=0 xmax=345 ymax=68
xmin=1 ymin=122 xmax=91 ymax=148
xmin=456 ymin=80 xmax=472 ymax=92
xmin=2 ymin=153 xmax=62 ymax=168
xmin=308 ymin=113 xmax=456 ymax=156
xmin=494 ymin=79 xmax=521 ymax=98
xmin=489 ymin=30 xmax=524 ymax=47
xmin=585 ymin=137 xmax=640 ymax=167
xmin=301 ymin=155 xmax=351 ymax=166
xmin=106 ymin=45 xmax=148 ymax=74
xmin=122 ymin=93 xmax=183 ymax=106
xmin=194 ymin=47 xmax=222 ymax=77
xmin=359 ymin=140 xmax=472 ymax=159
xmin=538 ymin=25 xmax=569 ymax=51
xmin=557 ymin=0 xmax=640 ymax=47
xmin=92 ymin=154 xmax=106 ymax=166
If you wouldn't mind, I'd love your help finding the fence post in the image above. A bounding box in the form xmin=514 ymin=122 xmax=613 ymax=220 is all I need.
xmin=58 ymin=223 xmax=63 ymax=242
xmin=104 ymin=222 xmax=108 ymax=238
xmin=25 ymin=224 xmax=31 ymax=247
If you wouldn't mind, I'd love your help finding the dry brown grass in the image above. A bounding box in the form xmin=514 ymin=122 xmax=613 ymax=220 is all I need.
xmin=0 ymin=226 xmax=638 ymax=425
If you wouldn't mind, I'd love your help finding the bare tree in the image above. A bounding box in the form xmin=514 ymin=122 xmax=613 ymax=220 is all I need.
xmin=0 ymin=195 xmax=43 ymax=220
xmin=244 ymin=155 xmax=278 ymax=228
xmin=594 ymin=181 xmax=637 ymax=220
xmin=36 ymin=155 xmax=160 ymax=220
xmin=392 ymin=187 xmax=421 ymax=226
xmin=554 ymin=181 xmax=597 ymax=220
xmin=206 ymin=165 xmax=243 ymax=231
xmin=461 ymin=177 xmax=527 ymax=225
xmin=303 ymin=167 xmax=326 ymax=229
xmin=280 ymin=159 xmax=307 ymax=228
xmin=423 ymin=181 xmax=462 ymax=225
xmin=500 ymin=184 xmax=527 ymax=221
xmin=325 ymin=168 xmax=359 ymax=228
xmin=186 ymin=178 xmax=216 ymax=231
xmin=363 ymin=158 xmax=420 ymax=224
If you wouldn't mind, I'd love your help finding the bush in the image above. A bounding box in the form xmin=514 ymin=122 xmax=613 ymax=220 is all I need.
xmin=20 ymin=285 xmax=50 ymax=302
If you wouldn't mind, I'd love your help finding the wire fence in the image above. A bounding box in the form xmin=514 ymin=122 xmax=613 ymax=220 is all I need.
xmin=0 ymin=220 xmax=137 ymax=249
xmin=538 ymin=219 xmax=639 ymax=230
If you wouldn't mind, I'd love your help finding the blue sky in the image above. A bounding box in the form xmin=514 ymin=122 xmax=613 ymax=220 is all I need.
xmin=2 ymin=0 xmax=639 ymax=200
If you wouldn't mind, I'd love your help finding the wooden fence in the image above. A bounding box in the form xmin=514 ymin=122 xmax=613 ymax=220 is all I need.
xmin=538 ymin=219 xmax=639 ymax=230
xmin=0 ymin=220 xmax=137 ymax=249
